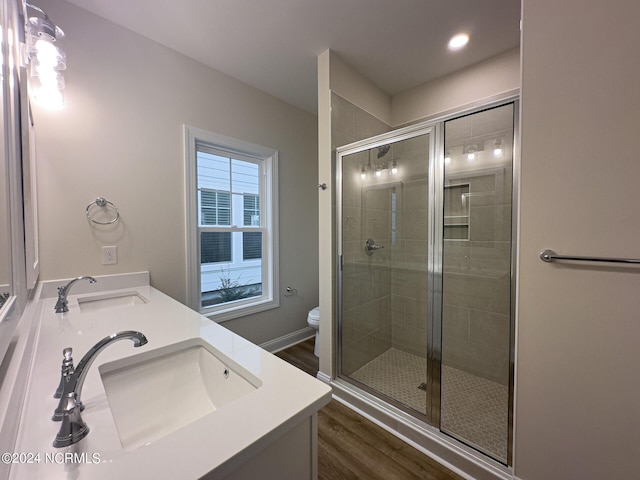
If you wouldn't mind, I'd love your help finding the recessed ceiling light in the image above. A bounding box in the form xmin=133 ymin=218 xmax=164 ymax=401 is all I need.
xmin=448 ymin=33 xmax=469 ymax=51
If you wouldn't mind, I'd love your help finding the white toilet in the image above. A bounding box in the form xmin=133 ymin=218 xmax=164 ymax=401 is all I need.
xmin=307 ymin=307 xmax=320 ymax=357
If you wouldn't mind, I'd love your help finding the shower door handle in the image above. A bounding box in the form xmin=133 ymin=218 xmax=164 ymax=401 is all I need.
xmin=365 ymin=238 xmax=384 ymax=256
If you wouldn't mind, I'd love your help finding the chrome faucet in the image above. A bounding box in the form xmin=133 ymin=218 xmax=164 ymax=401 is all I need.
xmin=54 ymin=276 xmax=97 ymax=313
xmin=53 ymin=330 xmax=148 ymax=448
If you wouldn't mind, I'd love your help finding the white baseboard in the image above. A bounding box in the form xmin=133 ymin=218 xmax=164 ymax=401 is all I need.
xmin=259 ymin=326 xmax=315 ymax=353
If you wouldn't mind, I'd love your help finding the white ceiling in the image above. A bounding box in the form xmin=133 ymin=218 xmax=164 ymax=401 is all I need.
xmin=64 ymin=0 xmax=521 ymax=115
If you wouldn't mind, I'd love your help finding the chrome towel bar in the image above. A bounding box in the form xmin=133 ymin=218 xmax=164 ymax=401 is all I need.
xmin=540 ymin=249 xmax=640 ymax=265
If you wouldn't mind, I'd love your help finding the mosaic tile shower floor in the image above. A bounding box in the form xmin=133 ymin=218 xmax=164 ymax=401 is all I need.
xmin=351 ymin=348 xmax=508 ymax=463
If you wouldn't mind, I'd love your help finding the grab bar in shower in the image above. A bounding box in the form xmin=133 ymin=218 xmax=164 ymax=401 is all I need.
xmin=539 ymin=249 xmax=640 ymax=265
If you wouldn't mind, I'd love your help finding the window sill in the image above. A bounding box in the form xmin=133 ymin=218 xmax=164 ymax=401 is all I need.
xmin=200 ymin=296 xmax=279 ymax=323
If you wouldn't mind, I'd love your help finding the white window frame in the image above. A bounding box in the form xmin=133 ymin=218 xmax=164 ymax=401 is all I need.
xmin=184 ymin=125 xmax=279 ymax=322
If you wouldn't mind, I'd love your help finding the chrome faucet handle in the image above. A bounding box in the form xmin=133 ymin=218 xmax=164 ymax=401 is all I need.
xmin=53 ymin=392 xmax=89 ymax=448
xmin=52 ymin=347 xmax=84 ymax=421
xmin=53 ymin=348 xmax=74 ymax=399
xmin=364 ymin=238 xmax=385 ymax=256
xmin=52 ymin=331 xmax=148 ymax=427
xmin=53 ymin=287 xmax=69 ymax=314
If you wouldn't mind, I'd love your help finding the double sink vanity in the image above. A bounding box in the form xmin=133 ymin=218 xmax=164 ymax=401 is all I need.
xmin=10 ymin=272 xmax=331 ymax=479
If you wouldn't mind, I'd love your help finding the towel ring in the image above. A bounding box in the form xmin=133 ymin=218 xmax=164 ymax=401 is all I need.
xmin=85 ymin=197 xmax=120 ymax=225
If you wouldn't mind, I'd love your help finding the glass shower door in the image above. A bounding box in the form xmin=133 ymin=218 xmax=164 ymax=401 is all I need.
xmin=440 ymin=103 xmax=515 ymax=464
xmin=336 ymin=101 xmax=516 ymax=466
xmin=338 ymin=128 xmax=435 ymax=420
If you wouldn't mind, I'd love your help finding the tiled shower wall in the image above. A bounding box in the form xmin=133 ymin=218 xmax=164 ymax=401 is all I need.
xmin=441 ymin=167 xmax=512 ymax=385
xmin=335 ymin=98 xmax=514 ymax=463
xmin=388 ymin=135 xmax=430 ymax=358
xmin=336 ymin=96 xmax=432 ymax=374
xmin=331 ymin=93 xmax=392 ymax=152
xmin=441 ymin=103 xmax=514 ymax=386
xmin=332 ymin=93 xmax=392 ymax=375
xmin=336 ymin=95 xmax=513 ymax=386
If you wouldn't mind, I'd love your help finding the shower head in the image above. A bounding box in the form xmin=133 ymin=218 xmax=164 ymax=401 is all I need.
xmin=377 ymin=145 xmax=391 ymax=159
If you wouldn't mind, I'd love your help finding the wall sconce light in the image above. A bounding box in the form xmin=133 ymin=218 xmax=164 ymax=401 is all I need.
xmin=360 ymin=146 xmax=399 ymax=182
xmin=25 ymin=3 xmax=66 ymax=110
xmin=492 ymin=139 xmax=503 ymax=158
xmin=464 ymin=145 xmax=476 ymax=162
xmin=464 ymin=143 xmax=484 ymax=163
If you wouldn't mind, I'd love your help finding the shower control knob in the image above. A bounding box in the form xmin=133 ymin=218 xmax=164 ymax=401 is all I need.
xmin=365 ymin=238 xmax=384 ymax=256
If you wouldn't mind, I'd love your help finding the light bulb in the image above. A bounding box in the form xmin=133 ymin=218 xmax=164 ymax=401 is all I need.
xmin=32 ymin=37 xmax=66 ymax=70
xmin=444 ymin=152 xmax=451 ymax=165
xmin=375 ymin=168 xmax=382 ymax=178
xmin=360 ymin=170 xmax=366 ymax=181
xmin=466 ymin=152 xmax=475 ymax=162
xmin=390 ymin=161 xmax=398 ymax=175
xmin=37 ymin=68 xmax=64 ymax=89
xmin=33 ymin=85 xmax=64 ymax=110
xmin=492 ymin=140 xmax=503 ymax=158
xmin=448 ymin=33 xmax=469 ymax=51
xmin=35 ymin=39 xmax=59 ymax=67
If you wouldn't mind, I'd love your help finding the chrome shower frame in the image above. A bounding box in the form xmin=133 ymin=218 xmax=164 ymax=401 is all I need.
xmin=334 ymin=94 xmax=519 ymax=476
xmin=336 ymin=121 xmax=438 ymax=423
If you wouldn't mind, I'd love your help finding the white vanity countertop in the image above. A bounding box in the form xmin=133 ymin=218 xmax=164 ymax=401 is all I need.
xmin=9 ymin=273 xmax=332 ymax=479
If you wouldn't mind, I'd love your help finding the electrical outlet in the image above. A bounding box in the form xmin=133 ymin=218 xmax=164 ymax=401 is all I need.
xmin=102 ymin=246 xmax=118 ymax=265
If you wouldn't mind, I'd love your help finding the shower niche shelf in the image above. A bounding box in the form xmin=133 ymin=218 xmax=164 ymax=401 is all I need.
xmin=444 ymin=183 xmax=470 ymax=241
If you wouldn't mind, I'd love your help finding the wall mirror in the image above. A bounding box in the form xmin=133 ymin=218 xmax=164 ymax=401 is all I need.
xmin=0 ymin=28 xmax=10 ymax=312
xmin=0 ymin=0 xmax=17 ymax=318
xmin=0 ymin=0 xmax=37 ymax=361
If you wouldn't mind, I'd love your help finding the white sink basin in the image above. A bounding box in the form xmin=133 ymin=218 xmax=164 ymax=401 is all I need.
xmin=77 ymin=291 xmax=147 ymax=313
xmin=99 ymin=338 xmax=261 ymax=450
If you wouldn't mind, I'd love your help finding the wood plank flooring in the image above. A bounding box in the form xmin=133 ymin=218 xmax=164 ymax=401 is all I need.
xmin=275 ymin=339 xmax=464 ymax=480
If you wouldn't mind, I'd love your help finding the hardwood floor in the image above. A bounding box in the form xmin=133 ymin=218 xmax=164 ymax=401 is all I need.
xmin=275 ymin=339 xmax=464 ymax=480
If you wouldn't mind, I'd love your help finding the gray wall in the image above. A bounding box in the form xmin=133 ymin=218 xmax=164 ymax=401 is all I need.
xmin=32 ymin=0 xmax=319 ymax=345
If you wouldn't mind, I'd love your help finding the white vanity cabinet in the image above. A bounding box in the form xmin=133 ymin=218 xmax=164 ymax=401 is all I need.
xmin=9 ymin=273 xmax=331 ymax=480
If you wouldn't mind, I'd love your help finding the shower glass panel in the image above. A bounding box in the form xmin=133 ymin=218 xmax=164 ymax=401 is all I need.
xmin=440 ymin=103 xmax=515 ymax=464
xmin=336 ymin=100 xmax=516 ymax=467
xmin=339 ymin=131 xmax=433 ymax=418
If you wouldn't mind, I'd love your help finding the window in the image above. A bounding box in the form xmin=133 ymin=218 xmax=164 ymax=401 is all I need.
xmin=185 ymin=126 xmax=279 ymax=321
xmin=201 ymin=191 xmax=231 ymax=226
xmin=242 ymin=195 xmax=261 ymax=261
xmin=201 ymin=232 xmax=231 ymax=263
xmin=243 ymin=232 xmax=262 ymax=260
xmin=243 ymin=194 xmax=260 ymax=226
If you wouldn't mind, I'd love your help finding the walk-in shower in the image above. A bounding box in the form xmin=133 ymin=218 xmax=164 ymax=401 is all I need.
xmin=336 ymin=101 xmax=516 ymax=465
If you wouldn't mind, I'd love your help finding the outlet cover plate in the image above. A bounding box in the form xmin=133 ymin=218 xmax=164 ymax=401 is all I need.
xmin=102 ymin=246 xmax=118 ymax=265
